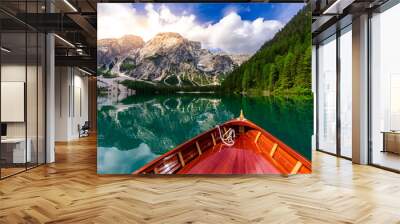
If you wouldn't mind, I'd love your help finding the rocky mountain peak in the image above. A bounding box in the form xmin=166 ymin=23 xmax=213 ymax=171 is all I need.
xmin=98 ymin=35 xmax=144 ymax=53
xmin=153 ymin=32 xmax=185 ymax=42
xmin=146 ymin=32 xmax=187 ymax=50
xmin=139 ymin=32 xmax=201 ymax=59
xmin=97 ymin=35 xmax=144 ymax=66
xmin=117 ymin=35 xmax=145 ymax=49
xmin=98 ymin=32 xmax=248 ymax=86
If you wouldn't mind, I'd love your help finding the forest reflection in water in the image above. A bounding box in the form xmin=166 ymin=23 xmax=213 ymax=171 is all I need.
xmin=97 ymin=94 xmax=313 ymax=174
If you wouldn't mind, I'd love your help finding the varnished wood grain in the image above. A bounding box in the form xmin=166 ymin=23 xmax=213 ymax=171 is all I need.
xmin=1 ymin=135 xmax=400 ymax=223
xmin=178 ymin=134 xmax=281 ymax=174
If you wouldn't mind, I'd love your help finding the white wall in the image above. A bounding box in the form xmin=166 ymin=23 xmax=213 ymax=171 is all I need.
xmin=72 ymin=73 xmax=89 ymax=138
xmin=1 ymin=65 xmax=26 ymax=139
xmin=55 ymin=67 xmax=89 ymax=141
xmin=1 ymin=65 xmax=42 ymax=138
xmin=1 ymin=64 xmax=25 ymax=128
xmin=1 ymin=63 xmax=46 ymax=164
xmin=55 ymin=66 xmax=69 ymax=141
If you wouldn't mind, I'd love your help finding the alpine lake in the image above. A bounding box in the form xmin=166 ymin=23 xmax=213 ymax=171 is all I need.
xmin=97 ymin=93 xmax=313 ymax=174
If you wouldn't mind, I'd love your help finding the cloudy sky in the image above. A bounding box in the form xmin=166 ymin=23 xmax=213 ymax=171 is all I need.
xmin=97 ymin=3 xmax=304 ymax=54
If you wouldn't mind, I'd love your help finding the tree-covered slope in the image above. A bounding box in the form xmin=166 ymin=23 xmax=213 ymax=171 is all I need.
xmin=221 ymin=5 xmax=312 ymax=95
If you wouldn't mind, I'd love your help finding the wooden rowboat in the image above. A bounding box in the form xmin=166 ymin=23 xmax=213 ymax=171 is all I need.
xmin=133 ymin=111 xmax=311 ymax=175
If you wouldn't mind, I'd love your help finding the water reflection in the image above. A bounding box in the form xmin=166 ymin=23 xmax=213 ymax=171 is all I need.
xmin=98 ymin=94 xmax=313 ymax=174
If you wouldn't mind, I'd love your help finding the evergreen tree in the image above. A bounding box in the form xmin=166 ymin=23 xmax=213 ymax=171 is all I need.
xmin=221 ymin=4 xmax=312 ymax=95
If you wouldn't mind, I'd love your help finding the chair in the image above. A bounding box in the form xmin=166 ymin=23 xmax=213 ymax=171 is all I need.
xmin=78 ymin=121 xmax=90 ymax=138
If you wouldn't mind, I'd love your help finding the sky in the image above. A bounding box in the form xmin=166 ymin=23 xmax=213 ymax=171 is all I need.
xmin=97 ymin=3 xmax=305 ymax=54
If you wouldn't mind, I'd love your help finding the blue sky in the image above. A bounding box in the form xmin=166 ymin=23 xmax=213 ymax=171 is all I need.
xmin=98 ymin=3 xmax=305 ymax=54
xmin=129 ymin=3 xmax=304 ymax=24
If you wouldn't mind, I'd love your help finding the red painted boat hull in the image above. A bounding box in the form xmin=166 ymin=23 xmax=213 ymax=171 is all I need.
xmin=133 ymin=118 xmax=311 ymax=175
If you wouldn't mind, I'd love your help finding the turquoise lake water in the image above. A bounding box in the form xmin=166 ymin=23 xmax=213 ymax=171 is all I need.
xmin=97 ymin=94 xmax=313 ymax=174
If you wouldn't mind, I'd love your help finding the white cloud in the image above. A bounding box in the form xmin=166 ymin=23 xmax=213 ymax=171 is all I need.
xmin=97 ymin=143 xmax=157 ymax=174
xmin=98 ymin=3 xmax=283 ymax=54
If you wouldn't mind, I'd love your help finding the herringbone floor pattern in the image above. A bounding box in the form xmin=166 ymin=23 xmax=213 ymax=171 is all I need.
xmin=1 ymin=136 xmax=400 ymax=223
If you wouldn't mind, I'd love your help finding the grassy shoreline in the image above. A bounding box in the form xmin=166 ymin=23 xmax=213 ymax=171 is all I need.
xmin=99 ymin=79 xmax=312 ymax=100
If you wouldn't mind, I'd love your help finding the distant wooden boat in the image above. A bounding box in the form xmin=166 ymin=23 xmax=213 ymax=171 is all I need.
xmin=133 ymin=111 xmax=311 ymax=175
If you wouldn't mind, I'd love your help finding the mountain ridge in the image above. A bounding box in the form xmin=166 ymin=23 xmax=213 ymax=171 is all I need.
xmin=97 ymin=32 xmax=250 ymax=86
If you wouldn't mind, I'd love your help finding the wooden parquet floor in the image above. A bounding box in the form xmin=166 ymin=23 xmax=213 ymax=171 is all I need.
xmin=1 ymin=135 xmax=400 ymax=224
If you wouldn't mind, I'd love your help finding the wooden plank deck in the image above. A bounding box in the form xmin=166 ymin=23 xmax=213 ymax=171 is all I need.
xmin=178 ymin=134 xmax=281 ymax=174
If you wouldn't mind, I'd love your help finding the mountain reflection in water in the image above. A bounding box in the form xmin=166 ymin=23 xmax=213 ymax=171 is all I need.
xmin=97 ymin=94 xmax=313 ymax=174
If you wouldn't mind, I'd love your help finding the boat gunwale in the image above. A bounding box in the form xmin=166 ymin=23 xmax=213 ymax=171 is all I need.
xmin=133 ymin=122 xmax=221 ymax=174
xmin=240 ymin=119 xmax=312 ymax=171
xmin=133 ymin=118 xmax=311 ymax=174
